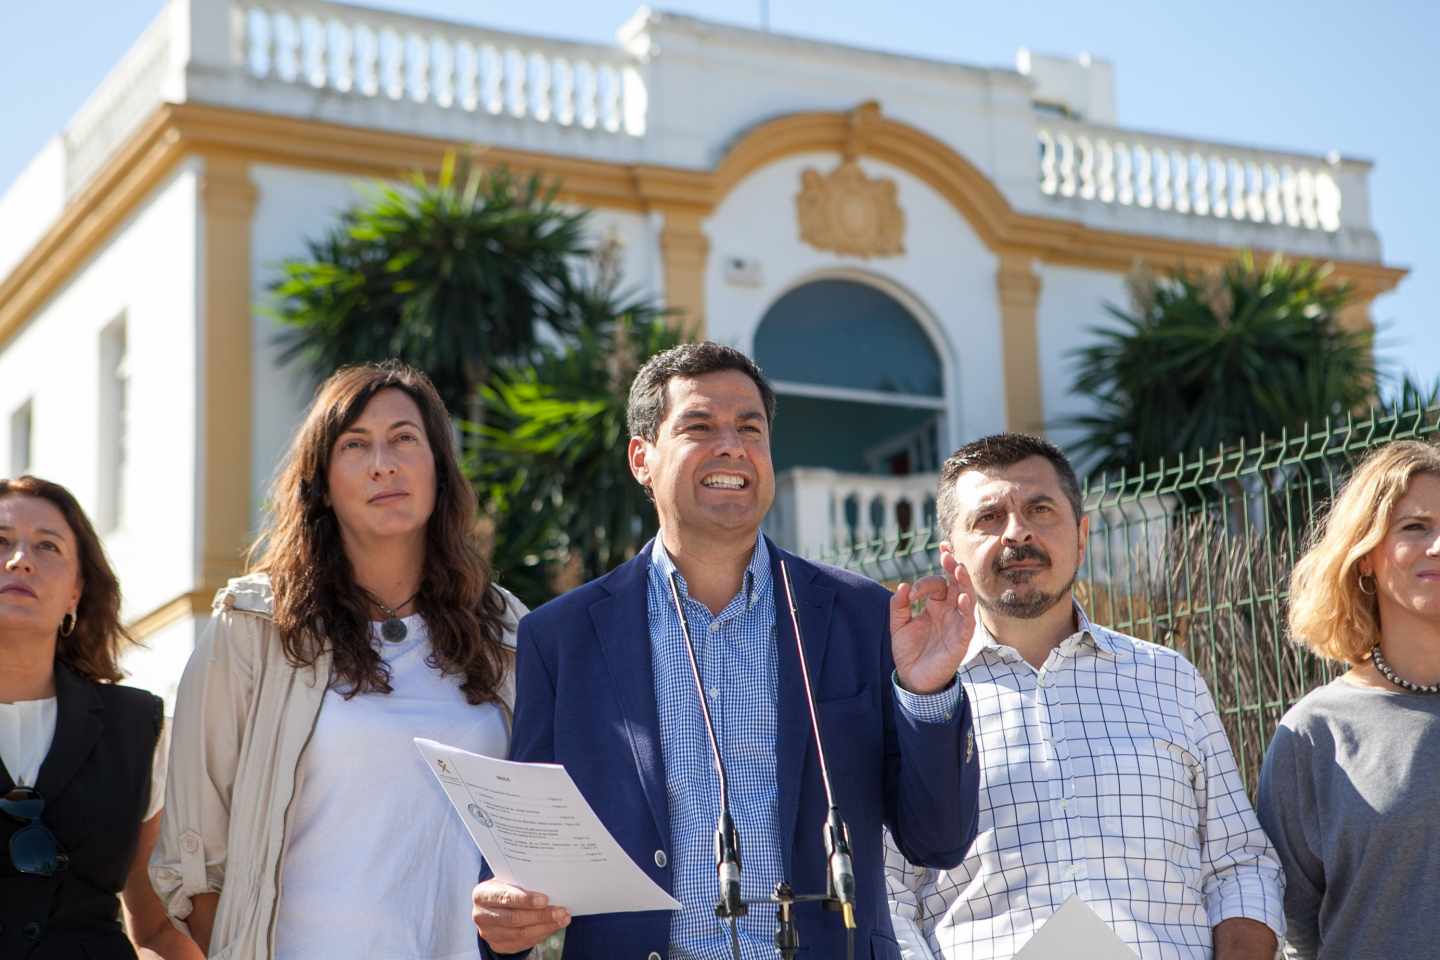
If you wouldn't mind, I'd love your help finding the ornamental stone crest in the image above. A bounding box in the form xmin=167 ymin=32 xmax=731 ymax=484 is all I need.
xmin=796 ymin=160 xmax=905 ymax=258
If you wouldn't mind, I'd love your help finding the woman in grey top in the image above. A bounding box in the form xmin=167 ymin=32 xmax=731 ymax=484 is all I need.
xmin=1257 ymin=439 xmax=1440 ymax=960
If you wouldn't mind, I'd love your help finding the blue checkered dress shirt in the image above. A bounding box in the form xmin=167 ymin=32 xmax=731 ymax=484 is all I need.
xmin=649 ymin=538 xmax=960 ymax=960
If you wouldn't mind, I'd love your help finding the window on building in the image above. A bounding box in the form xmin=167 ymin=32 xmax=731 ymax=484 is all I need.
xmin=98 ymin=316 xmax=129 ymax=531
xmin=9 ymin=400 xmax=32 ymax=475
xmin=754 ymin=278 xmax=946 ymax=476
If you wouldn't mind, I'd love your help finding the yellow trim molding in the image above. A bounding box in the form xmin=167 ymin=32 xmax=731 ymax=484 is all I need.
xmin=199 ymin=156 xmax=258 ymax=588
xmin=658 ymin=210 xmax=710 ymax=336
xmin=995 ymin=255 xmax=1045 ymax=432
xmin=0 ymin=100 xmax=1408 ymax=354
xmin=0 ymin=110 xmax=186 ymax=349
xmin=715 ymin=104 xmax=1407 ymax=292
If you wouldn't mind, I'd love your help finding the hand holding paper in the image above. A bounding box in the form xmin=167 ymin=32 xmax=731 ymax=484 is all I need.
xmin=471 ymin=879 xmax=569 ymax=955
xmin=414 ymin=738 xmax=682 ymax=917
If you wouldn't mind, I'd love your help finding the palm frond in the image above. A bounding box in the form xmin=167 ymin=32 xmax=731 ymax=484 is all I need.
xmin=1059 ymin=252 xmax=1374 ymax=475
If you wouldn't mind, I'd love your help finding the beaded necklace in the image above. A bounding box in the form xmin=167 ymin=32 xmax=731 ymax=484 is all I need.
xmin=1370 ymin=643 xmax=1440 ymax=695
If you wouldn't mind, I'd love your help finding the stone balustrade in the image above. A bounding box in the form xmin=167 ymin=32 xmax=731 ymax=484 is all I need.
xmin=6 ymin=0 xmax=1387 ymax=297
xmin=237 ymin=0 xmax=647 ymax=136
xmin=1038 ymin=116 xmax=1346 ymax=233
xmin=768 ymin=467 xmax=939 ymax=555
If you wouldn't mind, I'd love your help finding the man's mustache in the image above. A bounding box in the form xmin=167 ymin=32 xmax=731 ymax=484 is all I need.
xmin=995 ymin=544 xmax=1050 ymax=572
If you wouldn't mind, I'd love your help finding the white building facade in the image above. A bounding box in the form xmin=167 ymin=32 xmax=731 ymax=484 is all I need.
xmin=0 ymin=0 xmax=1404 ymax=701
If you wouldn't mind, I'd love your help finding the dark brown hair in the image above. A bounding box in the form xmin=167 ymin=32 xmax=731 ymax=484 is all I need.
xmin=937 ymin=433 xmax=1084 ymax=536
xmin=250 ymin=361 xmax=510 ymax=704
xmin=626 ymin=341 xmax=777 ymax=442
xmin=0 ymin=476 xmax=129 ymax=682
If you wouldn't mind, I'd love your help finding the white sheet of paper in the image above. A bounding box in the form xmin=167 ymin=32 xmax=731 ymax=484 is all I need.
xmin=1014 ymin=895 xmax=1140 ymax=960
xmin=414 ymin=737 xmax=682 ymax=916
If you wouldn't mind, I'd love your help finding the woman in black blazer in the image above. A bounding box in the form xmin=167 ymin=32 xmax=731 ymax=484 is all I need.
xmin=0 ymin=476 xmax=198 ymax=959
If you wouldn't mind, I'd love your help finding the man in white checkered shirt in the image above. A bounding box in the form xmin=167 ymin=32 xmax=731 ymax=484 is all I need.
xmin=885 ymin=433 xmax=1284 ymax=960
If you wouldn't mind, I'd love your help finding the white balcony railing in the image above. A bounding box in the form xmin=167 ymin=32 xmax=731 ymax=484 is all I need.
xmin=1038 ymin=116 xmax=1344 ymax=233
xmin=766 ymin=469 xmax=1182 ymax=589
xmin=9 ymin=0 xmax=1387 ymax=293
xmin=767 ymin=468 xmax=939 ymax=556
xmin=237 ymin=1 xmax=647 ymax=136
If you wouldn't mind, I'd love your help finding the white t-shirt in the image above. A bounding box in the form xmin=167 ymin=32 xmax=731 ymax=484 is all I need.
xmin=274 ymin=616 xmax=509 ymax=960
xmin=0 ymin=694 xmax=168 ymax=820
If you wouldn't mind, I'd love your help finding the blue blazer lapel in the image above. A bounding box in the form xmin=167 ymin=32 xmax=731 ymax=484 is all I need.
xmin=771 ymin=541 xmax=836 ymax=874
xmin=591 ymin=543 xmax=671 ymax=847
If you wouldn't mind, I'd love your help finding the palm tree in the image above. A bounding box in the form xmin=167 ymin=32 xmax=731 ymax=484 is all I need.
xmin=269 ymin=160 xmax=680 ymax=606
xmin=270 ymin=153 xmax=590 ymax=417
xmin=469 ymin=252 xmax=682 ymax=607
xmin=1066 ymin=253 xmax=1376 ymax=475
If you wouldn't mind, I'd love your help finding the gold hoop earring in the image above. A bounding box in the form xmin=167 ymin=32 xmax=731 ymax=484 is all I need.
xmin=1358 ymin=572 xmax=1377 ymax=596
xmin=59 ymin=611 xmax=77 ymax=637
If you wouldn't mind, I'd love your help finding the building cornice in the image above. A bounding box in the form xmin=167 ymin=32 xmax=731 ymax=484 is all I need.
xmin=0 ymin=108 xmax=186 ymax=348
xmin=0 ymin=100 xmax=1408 ymax=350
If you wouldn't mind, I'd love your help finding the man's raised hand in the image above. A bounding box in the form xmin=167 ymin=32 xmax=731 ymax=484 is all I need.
xmin=888 ymin=551 xmax=976 ymax=695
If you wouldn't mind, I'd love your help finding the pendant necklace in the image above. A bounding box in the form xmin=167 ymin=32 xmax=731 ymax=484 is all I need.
xmin=362 ymin=589 xmax=420 ymax=643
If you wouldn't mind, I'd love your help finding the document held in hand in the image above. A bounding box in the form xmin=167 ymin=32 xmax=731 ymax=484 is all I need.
xmin=1014 ymin=895 xmax=1141 ymax=960
xmin=414 ymin=737 xmax=682 ymax=916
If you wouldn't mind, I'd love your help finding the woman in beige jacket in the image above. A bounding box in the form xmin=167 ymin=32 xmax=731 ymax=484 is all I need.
xmin=151 ymin=362 xmax=524 ymax=960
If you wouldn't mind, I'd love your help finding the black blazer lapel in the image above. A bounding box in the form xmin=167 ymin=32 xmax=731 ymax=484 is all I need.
xmin=771 ymin=542 xmax=836 ymax=874
xmin=591 ymin=544 xmax=671 ymax=847
xmin=34 ymin=664 xmax=103 ymax=802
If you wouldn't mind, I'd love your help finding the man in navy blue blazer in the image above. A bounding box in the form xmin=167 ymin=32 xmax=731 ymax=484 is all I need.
xmin=473 ymin=342 xmax=980 ymax=960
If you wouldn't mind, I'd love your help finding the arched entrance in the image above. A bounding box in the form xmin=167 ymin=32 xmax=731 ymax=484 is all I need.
xmin=756 ymin=277 xmax=944 ymax=474
xmin=755 ymin=277 xmax=946 ymax=549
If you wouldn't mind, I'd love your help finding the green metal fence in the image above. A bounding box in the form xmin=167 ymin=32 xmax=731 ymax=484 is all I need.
xmin=816 ymin=403 xmax=1440 ymax=795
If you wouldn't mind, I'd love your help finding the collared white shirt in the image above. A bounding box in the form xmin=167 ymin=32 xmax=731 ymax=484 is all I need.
xmin=885 ymin=606 xmax=1284 ymax=960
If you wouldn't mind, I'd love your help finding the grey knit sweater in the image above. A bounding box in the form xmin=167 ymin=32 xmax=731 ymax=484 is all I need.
xmin=1257 ymin=678 xmax=1440 ymax=960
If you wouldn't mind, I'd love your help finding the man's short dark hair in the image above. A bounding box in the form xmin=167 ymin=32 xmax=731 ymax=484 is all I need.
xmin=626 ymin=341 xmax=777 ymax=442
xmin=936 ymin=433 xmax=1084 ymax=536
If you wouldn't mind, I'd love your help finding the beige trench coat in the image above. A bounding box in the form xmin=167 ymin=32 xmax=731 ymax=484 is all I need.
xmin=149 ymin=574 xmax=522 ymax=960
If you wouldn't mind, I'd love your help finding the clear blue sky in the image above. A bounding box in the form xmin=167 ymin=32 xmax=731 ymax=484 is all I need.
xmin=5 ymin=0 xmax=1436 ymax=389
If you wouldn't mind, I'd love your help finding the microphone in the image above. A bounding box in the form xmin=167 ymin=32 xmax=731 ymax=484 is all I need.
xmin=778 ymin=560 xmax=858 ymax=941
xmin=666 ymin=571 xmax=747 ymax=958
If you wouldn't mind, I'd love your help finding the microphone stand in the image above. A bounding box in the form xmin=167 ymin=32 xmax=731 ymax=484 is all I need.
xmin=667 ymin=573 xmax=746 ymax=960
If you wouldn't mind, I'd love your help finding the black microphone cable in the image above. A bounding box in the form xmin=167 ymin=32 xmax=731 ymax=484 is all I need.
xmin=667 ymin=571 xmax=746 ymax=960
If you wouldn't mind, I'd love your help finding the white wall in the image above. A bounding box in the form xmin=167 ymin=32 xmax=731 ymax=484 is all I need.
xmin=121 ymin=613 xmax=208 ymax=710
xmin=1034 ymin=264 xmax=1131 ymax=461
xmin=0 ymin=163 xmax=201 ymax=625
xmin=248 ymin=164 xmax=365 ymax=525
xmin=0 ymin=138 xmax=67 ymax=283
xmin=703 ymin=152 xmax=1007 ymax=448
xmin=588 ymin=207 xmax=662 ymax=304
